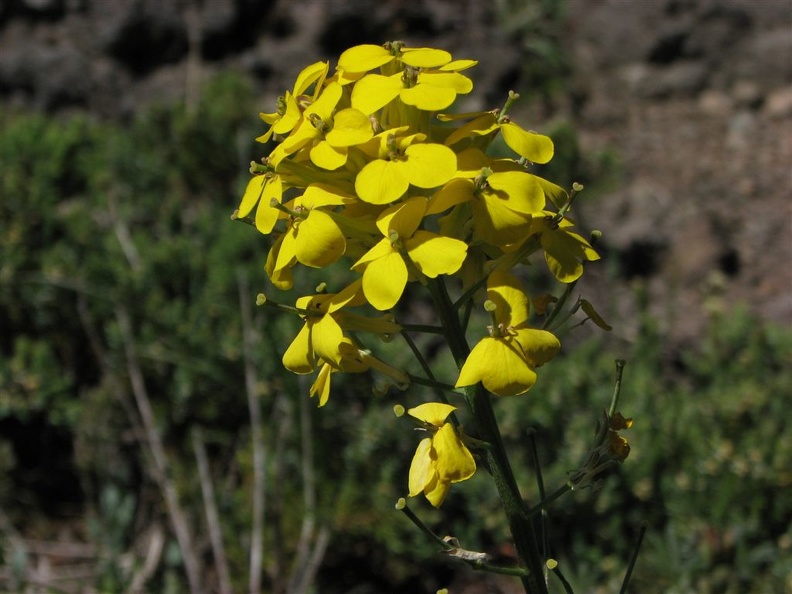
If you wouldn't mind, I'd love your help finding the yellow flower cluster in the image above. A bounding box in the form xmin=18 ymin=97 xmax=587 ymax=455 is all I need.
xmin=236 ymin=42 xmax=600 ymax=506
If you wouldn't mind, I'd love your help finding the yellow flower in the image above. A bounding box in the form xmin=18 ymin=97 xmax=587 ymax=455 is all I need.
xmin=237 ymin=165 xmax=284 ymax=235
xmin=441 ymin=111 xmax=554 ymax=164
xmin=351 ymin=66 xmax=474 ymax=115
xmin=530 ymin=215 xmax=600 ymax=283
xmin=269 ymin=184 xmax=350 ymax=281
xmin=257 ymin=61 xmax=329 ymax=143
xmin=282 ymin=280 xmax=405 ymax=384
xmin=431 ymin=169 xmax=547 ymax=246
xmin=351 ymin=196 xmax=468 ymax=310
xmin=279 ymin=82 xmax=374 ymax=170
xmin=407 ymin=402 xmax=476 ymax=507
xmin=337 ymin=42 xmax=453 ymax=77
xmin=354 ymin=128 xmax=457 ymax=205
xmin=455 ymin=271 xmax=560 ymax=396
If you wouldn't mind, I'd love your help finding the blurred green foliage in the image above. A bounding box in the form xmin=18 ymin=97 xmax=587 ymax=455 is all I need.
xmin=0 ymin=71 xmax=790 ymax=593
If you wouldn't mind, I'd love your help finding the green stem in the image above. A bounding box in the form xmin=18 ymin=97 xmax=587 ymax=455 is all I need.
xmin=542 ymin=278 xmax=579 ymax=332
xmin=426 ymin=277 xmax=548 ymax=594
xmin=527 ymin=430 xmax=548 ymax=557
xmin=397 ymin=500 xmax=531 ymax=577
xmin=399 ymin=323 xmax=445 ymax=334
xmin=548 ymin=560 xmax=575 ymax=594
xmin=526 ymin=483 xmax=572 ymax=518
xmin=608 ymin=359 xmax=627 ymax=418
xmin=619 ymin=521 xmax=648 ymax=594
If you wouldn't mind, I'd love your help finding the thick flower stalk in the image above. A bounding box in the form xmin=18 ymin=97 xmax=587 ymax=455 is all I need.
xmin=235 ymin=40 xmax=617 ymax=593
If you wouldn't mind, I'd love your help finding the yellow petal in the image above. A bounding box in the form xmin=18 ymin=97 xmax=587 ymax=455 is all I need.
xmin=351 ymin=237 xmax=393 ymax=271
xmin=294 ymin=210 xmax=345 ymax=268
xmin=417 ymin=71 xmax=473 ymax=94
xmin=541 ymin=228 xmax=600 ymax=283
xmin=310 ymin=140 xmax=347 ymax=170
xmin=311 ymin=314 xmax=346 ymax=368
xmin=255 ymin=174 xmax=283 ymax=234
xmin=439 ymin=59 xmax=478 ymax=72
xmin=427 ymin=177 xmax=475 ymax=215
xmin=273 ymin=92 xmax=301 ymax=135
xmin=486 ymin=270 xmax=530 ymax=327
xmin=309 ymin=362 xmax=334 ymax=407
xmin=351 ymin=73 xmax=402 ymax=115
xmin=399 ymin=83 xmax=457 ymax=111
xmin=500 ymin=122 xmax=554 ymax=164
xmin=238 ymin=175 xmax=266 ymax=218
xmin=513 ymin=328 xmax=561 ymax=367
xmin=264 ymin=235 xmax=294 ymax=290
xmin=472 ymin=192 xmax=533 ymax=246
xmin=282 ymin=323 xmax=314 ymax=374
xmin=293 ymin=61 xmax=329 ymax=96
xmin=486 ymin=171 xmax=546 ymax=215
xmin=424 ymin=478 xmax=451 ymax=508
xmin=376 ymin=196 xmax=426 ymax=239
xmin=399 ymin=47 xmax=452 ymax=68
xmin=361 ymin=250 xmax=408 ymax=311
xmin=325 ymin=108 xmax=374 ymax=147
xmin=403 ymin=143 xmax=457 ymax=189
xmin=355 ymin=158 xmax=409 ymax=205
xmin=455 ymin=337 xmax=538 ymax=397
xmin=306 ymin=81 xmax=343 ymax=120
xmin=338 ymin=44 xmax=393 ymax=73
xmin=432 ymin=423 xmax=476 ymax=483
xmin=408 ymin=437 xmax=436 ymax=496
xmin=444 ymin=113 xmax=498 ymax=146
xmin=407 ymin=402 xmax=457 ymax=426
xmin=301 ymin=183 xmax=353 ymax=208
xmin=406 ymin=231 xmax=467 ymax=278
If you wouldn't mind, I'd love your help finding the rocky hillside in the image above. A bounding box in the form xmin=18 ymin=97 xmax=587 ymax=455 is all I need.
xmin=1 ymin=0 xmax=789 ymax=343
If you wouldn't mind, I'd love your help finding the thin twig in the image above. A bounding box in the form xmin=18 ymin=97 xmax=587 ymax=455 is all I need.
xmin=192 ymin=428 xmax=232 ymax=594
xmin=115 ymin=306 xmax=204 ymax=594
xmin=238 ymin=271 xmax=266 ymax=594
xmin=287 ymin=378 xmax=331 ymax=594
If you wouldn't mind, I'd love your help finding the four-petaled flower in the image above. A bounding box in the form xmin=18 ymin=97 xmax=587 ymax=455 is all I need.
xmin=407 ymin=402 xmax=476 ymax=507
xmin=352 ymin=196 xmax=468 ymax=310
xmin=456 ymin=270 xmax=561 ymax=396
xmin=354 ymin=127 xmax=458 ymax=205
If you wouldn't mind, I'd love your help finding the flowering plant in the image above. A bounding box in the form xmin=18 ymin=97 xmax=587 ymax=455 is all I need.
xmin=234 ymin=41 xmax=636 ymax=592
